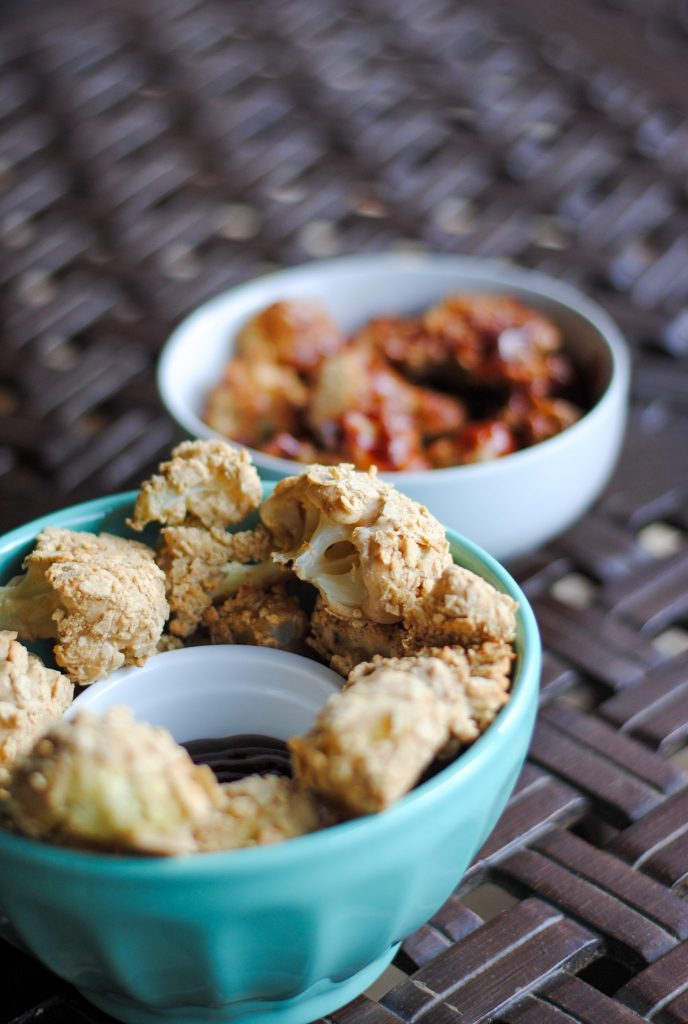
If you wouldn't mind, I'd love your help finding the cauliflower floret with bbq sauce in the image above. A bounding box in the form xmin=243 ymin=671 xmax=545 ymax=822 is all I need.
xmin=307 ymin=347 xmax=428 ymax=471
xmin=427 ymin=420 xmax=517 ymax=467
xmin=261 ymin=464 xmax=451 ymax=625
xmin=503 ymin=391 xmax=581 ymax=446
xmin=129 ymin=439 xmax=262 ymax=532
xmin=307 ymin=595 xmax=408 ymax=677
xmin=307 ymin=346 xmax=463 ymax=471
xmin=157 ymin=524 xmax=283 ymax=638
xmin=290 ymin=669 xmax=449 ymax=816
xmin=0 ymin=528 xmax=169 ymax=685
xmin=193 ymin=774 xmax=329 ymax=851
xmin=262 ymin=433 xmax=323 ymax=464
xmin=423 ymin=294 xmax=562 ymax=389
xmin=5 ymin=707 xmax=220 ymax=855
xmin=203 ymin=583 xmax=309 ymax=653
xmin=354 ymin=316 xmax=449 ymax=382
xmin=0 ymin=632 xmax=73 ymax=790
xmin=236 ymin=299 xmax=344 ymax=372
xmin=204 ymin=359 xmax=308 ymax=449
xmin=406 ymin=563 xmax=517 ymax=646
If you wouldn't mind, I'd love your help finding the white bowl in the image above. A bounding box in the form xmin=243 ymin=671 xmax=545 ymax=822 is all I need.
xmin=158 ymin=253 xmax=630 ymax=561
xmin=68 ymin=645 xmax=342 ymax=742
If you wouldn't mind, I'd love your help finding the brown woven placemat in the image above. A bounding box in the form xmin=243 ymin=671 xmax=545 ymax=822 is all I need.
xmin=1 ymin=0 xmax=688 ymax=1021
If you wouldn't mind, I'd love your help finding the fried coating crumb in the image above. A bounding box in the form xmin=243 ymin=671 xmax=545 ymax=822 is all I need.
xmin=347 ymin=652 xmax=478 ymax=746
xmin=0 ymin=528 xmax=169 ymax=685
xmin=0 ymin=632 xmax=73 ymax=790
xmin=236 ymin=299 xmax=344 ymax=372
xmin=408 ymin=564 xmax=517 ymax=645
xmin=193 ymin=774 xmax=328 ymax=851
xmin=348 ymin=639 xmax=515 ymax=751
xmin=6 ymin=708 xmax=220 ymax=855
xmin=203 ymin=584 xmax=309 ymax=653
xmin=290 ymin=670 xmax=448 ymax=815
xmin=220 ymin=525 xmax=274 ymax=563
xmin=307 ymin=595 xmax=407 ymax=677
xmin=157 ymin=525 xmax=282 ymax=638
xmin=464 ymin=640 xmax=515 ymax=729
xmin=128 ymin=439 xmax=262 ymax=532
xmin=156 ymin=634 xmax=185 ymax=653
xmin=261 ymin=464 xmax=451 ymax=624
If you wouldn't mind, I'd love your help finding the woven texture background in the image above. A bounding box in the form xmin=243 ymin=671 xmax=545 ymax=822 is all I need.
xmin=1 ymin=0 xmax=688 ymax=1021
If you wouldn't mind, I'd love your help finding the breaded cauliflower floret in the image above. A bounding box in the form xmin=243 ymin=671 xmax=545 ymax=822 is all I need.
xmin=307 ymin=595 xmax=407 ymax=677
xmin=157 ymin=525 xmax=284 ymax=638
xmin=193 ymin=774 xmax=327 ymax=852
xmin=6 ymin=707 xmax=220 ymax=855
xmin=408 ymin=564 xmax=517 ymax=645
xmin=347 ymin=652 xmax=478 ymax=746
xmin=236 ymin=299 xmax=344 ymax=372
xmin=203 ymin=584 xmax=309 ymax=653
xmin=0 ymin=632 xmax=73 ymax=790
xmin=290 ymin=670 xmax=448 ymax=815
xmin=261 ymin=464 xmax=451 ymax=624
xmin=128 ymin=439 xmax=262 ymax=532
xmin=347 ymin=640 xmax=515 ymax=750
xmin=0 ymin=528 xmax=169 ymax=685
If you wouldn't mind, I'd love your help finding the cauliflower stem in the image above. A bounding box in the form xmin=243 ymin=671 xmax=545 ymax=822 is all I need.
xmin=286 ymin=513 xmax=367 ymax=613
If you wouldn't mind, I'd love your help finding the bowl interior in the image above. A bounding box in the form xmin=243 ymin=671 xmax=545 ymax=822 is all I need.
xmin=68 ymin=646 xmax=342 ymax=742
xmin=158 ymin=252 xmax=625 ymax=479
xmin=0 ymin=487 xmax=540 ymax=868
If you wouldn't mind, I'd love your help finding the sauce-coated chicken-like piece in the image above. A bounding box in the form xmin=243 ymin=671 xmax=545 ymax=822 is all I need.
xmin=204 ymin=292 xmax=585 ymax=471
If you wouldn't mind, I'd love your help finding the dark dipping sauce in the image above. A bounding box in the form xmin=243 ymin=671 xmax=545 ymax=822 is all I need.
xmin=181 ymin=734 xmax=292 ymax=784
xmin=182 ymin=733 xmax=448 ymax=789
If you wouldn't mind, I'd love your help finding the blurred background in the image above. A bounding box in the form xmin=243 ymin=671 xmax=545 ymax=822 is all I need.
xmin=1 ymin=0 xmax=687 ymax=538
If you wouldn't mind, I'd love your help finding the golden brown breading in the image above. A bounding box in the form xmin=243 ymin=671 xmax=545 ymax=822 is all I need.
xmin=290 ymin=670 xmax=448 ymax=815
xmin=347 ymin=641 xmax=515 ymax=747
xmin=307 ymin=595 xmax=408 ymax=677
xmin=193 ymin=774 xmax=328 ymax=851
xmin=0 ymin=632 xmax=73 ymax=790
xmin=407 ymin=564 xmax=517 ymax=645
xmin=203 ymin=584 xmax=309 ymax=653
xmin=346 ymin=652 xmax=477 ymax=746
xmin=420 ymin=642 xmax=514 ymax=732
xmin=6 ymin=708 xmax=220 ymax=854
xmin=157 ymin=526 xmax=232 ymax=638
xmin=128 ymin=439 xmax=262 ymax=532
xmin=220 ymin=525 xmax=274 ymax=563
xmin=156 ymin=634 xmax=185 ymax=653
xmin=261 ymin=464 xmax=451 ymax=624
xmin=157 ymin=525 xmax=283 ymax=638
xmin=236 ymin=299 xmax=344 ymax=372
xmin=0 ymin=528 xmax=169 ymax=685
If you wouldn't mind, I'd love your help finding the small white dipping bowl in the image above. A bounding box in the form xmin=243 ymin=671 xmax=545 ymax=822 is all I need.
xmin=158 ymin=253 xmax=630 ymax=561
xmin=68 ymin=646 xmax=341 ymax=742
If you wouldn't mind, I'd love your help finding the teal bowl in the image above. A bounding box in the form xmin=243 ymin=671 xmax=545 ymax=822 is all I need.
xmin=0 ymin=491 xmax=540 ymax=1024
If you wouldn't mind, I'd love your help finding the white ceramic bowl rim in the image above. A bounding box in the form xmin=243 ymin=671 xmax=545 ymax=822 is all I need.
xmin=0 ymin=490 xmax=541 ymax=875
xmin=158 ymin=251 xmax=631 ymax=484
xmin=67 ymin=645 xmax=343 ymax=739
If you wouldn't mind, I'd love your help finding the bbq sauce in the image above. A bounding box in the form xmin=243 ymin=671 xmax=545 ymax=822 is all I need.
xmin=181 ymin=734 xmax=292 ymax=784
